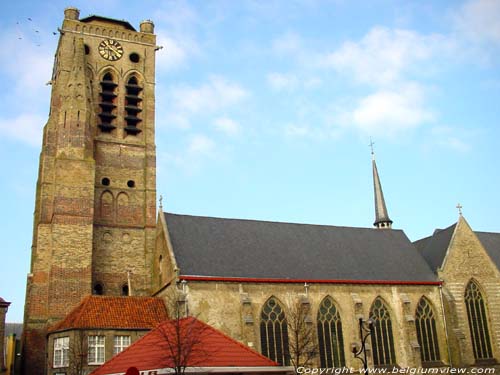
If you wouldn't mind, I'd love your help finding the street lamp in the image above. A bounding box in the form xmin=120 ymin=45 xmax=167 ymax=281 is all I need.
xmin=351 ymin=318 xmax=373 ymax=372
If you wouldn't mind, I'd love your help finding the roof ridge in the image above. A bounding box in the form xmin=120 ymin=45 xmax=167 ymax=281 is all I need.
xmin=164 ymin=211 xmax=404 ymax=232
xmin=72 ymin=295 xmax=92 ymax=327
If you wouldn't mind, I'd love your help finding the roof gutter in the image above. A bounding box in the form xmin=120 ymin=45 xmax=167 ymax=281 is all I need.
xmin=179 ymin=275 xmax=442 ymax=286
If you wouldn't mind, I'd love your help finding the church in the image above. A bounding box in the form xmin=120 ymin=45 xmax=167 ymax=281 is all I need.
xmin=21 ymin=8 xmax=500 ymax=375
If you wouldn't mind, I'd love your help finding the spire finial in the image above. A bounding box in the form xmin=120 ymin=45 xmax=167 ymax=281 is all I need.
xmin=159 ymin=195 xmax=163 ymax=210
xmin=456 ymin=203 xmax=463 ymax=216
xmin=369 ymin=137 xmax=375 ymax=160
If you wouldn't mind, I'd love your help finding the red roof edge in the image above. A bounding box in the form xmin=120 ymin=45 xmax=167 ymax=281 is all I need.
xmin=179 ymin=275 xmax=442 ymax=286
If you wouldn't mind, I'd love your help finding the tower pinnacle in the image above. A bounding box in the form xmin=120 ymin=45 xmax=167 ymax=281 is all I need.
xmin=371 ymin=142 xmax=393 ymax=229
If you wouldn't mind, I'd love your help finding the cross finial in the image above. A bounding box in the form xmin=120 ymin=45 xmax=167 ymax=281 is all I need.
xmin=369 ymin=138 xmax=375 ymax=159
xmin=159 ymin=195 xmax=163 ymax=210
xmin=456 ymin=203 xmax=463 ymax=216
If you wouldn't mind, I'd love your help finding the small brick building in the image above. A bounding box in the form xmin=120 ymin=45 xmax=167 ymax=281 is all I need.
xmin=46 ymin=296 xmax=167 ymax=375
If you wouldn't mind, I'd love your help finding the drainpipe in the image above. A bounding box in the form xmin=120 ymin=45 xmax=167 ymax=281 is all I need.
xmin=439 ymin=283 xmax=453 ymax=367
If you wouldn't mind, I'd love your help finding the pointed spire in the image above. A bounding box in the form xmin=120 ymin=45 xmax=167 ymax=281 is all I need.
xmin=370 ymin=140 xmax=393 ymax=229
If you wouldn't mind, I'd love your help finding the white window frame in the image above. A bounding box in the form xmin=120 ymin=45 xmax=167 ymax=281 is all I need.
xmin=113 ymin=335 xmax=131 ymax=355
xmin=53 ymin=336 xmax=69 ymax=368
xmin=88 ymin=335 xmax=106 ymax=365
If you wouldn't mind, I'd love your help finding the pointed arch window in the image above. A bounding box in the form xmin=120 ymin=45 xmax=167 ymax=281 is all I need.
xmin=124 ymin=75 xmax=142 ymax=135
xmin=369 ymin=297 xmax=397 ymax=366
xmin=260 ymin=297 xmax=290 ymax=365
xmin=98 ymin=72 xmax=117 ymax=132
xmin=465 ymin=280 xmax=493 ymax=361
xmin=317 ymin=296 xmax=345 ymax=368
xmin=415 ymin=297 xmax=441 ymax=363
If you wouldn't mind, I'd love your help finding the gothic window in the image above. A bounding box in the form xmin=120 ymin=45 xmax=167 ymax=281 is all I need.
xmin=260 ymin=297 xmax=290 ymax=365
xmin=369 ymin=297 xmax=397 ymax=366
xmin=465 ymin=280 xmax=493 ymax=361
xmin=415 ymin=297 xmax=441 ymax=363
xmin=317 ymin=296 xmax=345 ymax=368
xmin=98 ymin=72 xmax=117 ymax=132
xmin=124 ymin=75 xmax=142 ymax=135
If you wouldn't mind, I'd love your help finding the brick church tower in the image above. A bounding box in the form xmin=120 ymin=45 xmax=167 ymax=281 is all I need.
xmin=22 ymin=8 xmax=157 ymax=373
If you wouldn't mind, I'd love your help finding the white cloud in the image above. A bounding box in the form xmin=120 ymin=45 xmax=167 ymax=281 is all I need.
xmin=431 ymin=126 xmax=471 ymax=152
xmin=320 ymin=27 xmax=449 ymax=86
xmin=188 ymin=134 xmax=216 ymax=155
xmin=339 ymin=84 xmax=434 ymax=136
xmin=214 ymin=117 xmax=241 ymax=136
xmin=0 ymin=29 xmax=53 ymax=94
xmin=272 ymin=31 xmax=303 ymax=55
xmin=155 ymin=32 xmax=192 ymax=71
xmin=267 ymin=72 xmax=299 ymax=91
xmin=0 ymin=113 xmax=45 ymax=147
xmin=171 ymin=76 xmax=248 ymax=114
xmin=284 ymin=122 xmax=342 ymax=141
xmin=453 ymin=0 xmax=500 ymax=45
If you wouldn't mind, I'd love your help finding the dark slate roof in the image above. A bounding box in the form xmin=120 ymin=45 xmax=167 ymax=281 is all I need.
xmin=476 ymin=232 xmax=500 ymax=271
xmin=416 ymin=224 xmax=456 ymax=272
xmin=5 ymin=323 xmax=23 ymax=337
xmin=164 ymin=213 xmax=437 ymax=282
xmin=80 ymin=15 xmax=136 ymax=31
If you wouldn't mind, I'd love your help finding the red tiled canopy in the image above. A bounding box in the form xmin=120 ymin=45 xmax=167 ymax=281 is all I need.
xmin=90 ymin=317 xmax=282 ymax=375
xmin=49 ymin=296 xmax=168 ymax=332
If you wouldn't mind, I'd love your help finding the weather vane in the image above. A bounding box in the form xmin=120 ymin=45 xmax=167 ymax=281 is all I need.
xmin=456 ymin=203 xmax=463 ymax=216
xmin=369 ymin=138 xmax=375 ymax=159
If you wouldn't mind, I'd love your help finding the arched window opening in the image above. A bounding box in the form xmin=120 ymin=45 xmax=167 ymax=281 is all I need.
xmin=158 ymin=255 xmax=163 ymax=285
xmin=116 ymin=192 xmax=130 ymax=224
xmin=465 ymin=280 xmax=493 ymax=361
xmin=100 ymin=191 xmax=114 ymax=220
xmin=415 ymin=297 xmax=441 ymax=363
xmin=370 ymin=297 xmax=397 ymax=367
xmin=99 ymin=72 xmax=117 ymax=132
xmin=93 ymin=283 xmax=104 ymax=295
xmin=260 ymin=297 xmax=290 ymax=365
xmin=124 ymin=75 xmax=142 ymax=135
xmin=317 ymin=296 xmax=345 ymax=368
xmin=122 ymin=283 xmax=129 ymax=296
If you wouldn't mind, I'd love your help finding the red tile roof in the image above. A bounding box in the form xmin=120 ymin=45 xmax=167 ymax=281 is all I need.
xmin=90 ymin=317 xmax=280 ymax=375
xmin=49 ymin=296 xmax=168 ymax=332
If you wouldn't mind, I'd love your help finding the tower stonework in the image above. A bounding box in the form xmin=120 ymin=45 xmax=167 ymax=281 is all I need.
xmin=22 ymin=8 xmax=157 ymax=373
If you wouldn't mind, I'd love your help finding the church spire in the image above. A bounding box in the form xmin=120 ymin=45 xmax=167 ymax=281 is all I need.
xmin=370 ymin=140 xmax=393 ymax=229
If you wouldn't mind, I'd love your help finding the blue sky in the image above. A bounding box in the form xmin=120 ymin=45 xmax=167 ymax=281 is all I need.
xmin=1 ymin=0 xmax=499 ymax=322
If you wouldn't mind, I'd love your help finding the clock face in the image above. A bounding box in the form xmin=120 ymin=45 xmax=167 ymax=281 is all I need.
xmin=98 ymin=39 xmax=124 ymax=61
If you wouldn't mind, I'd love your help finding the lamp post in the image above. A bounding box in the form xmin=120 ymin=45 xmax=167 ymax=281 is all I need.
xmin=352 ymin=318 xmax=373 ymax=372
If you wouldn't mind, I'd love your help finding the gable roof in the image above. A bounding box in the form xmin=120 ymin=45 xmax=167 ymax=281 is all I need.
xmin=415 ymin=222 xmax=500 ymax=273
xmin=90 ymin=317 xmax=280 ymax=375
xmin=475 ymin=231 xmax=500 ymax=271
xmin=417 ymin=224 xmax=457 ymax=272
xmin=49 ymin=296 xmax=168 ymax=333
xmin=164 ymin=213 xmax=438 ymax=283
xmin=79 ymin=15 xmax=136 ymax=31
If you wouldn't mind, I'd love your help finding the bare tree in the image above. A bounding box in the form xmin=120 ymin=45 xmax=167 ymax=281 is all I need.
xmin=67 ymin=330 xmax=87 ymax=375
xmin=286 ymin=296 xmax=319 ymax=371
xmin=154 ymin=285 xmax=212 ymax=375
